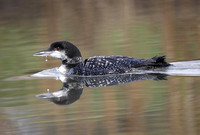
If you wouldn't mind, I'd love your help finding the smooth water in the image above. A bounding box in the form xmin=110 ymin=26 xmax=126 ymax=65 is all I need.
xmin=0 ymin=1 xmax=200 ymax=135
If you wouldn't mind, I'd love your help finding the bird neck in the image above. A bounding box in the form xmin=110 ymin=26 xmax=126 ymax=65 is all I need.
xmin=62 ymin=60 xmax=81 ymax=69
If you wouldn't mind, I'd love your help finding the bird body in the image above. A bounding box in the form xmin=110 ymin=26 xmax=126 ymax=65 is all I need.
xmin=33 ymin=41 xmax=170 ymax=76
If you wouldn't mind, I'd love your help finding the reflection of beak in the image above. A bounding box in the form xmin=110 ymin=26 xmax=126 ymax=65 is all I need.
xmin=35 ymin=93 xmax=54 ymax=99
xmin=33 ymin=50 xmax=52 ymax=57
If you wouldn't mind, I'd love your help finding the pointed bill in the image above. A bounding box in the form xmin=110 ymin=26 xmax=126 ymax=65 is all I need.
xmin=33 ymin=50 xmax=52 ymax=57
xmin=35 ymin=93 xmax=54 ymax=99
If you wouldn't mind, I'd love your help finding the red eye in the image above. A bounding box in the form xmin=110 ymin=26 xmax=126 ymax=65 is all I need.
xmin=56 ymin=47 xmax=60 ymax=51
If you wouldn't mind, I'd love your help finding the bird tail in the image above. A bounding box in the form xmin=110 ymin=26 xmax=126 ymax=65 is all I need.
xmin=146 ymin=56 xmax=170 ymax=67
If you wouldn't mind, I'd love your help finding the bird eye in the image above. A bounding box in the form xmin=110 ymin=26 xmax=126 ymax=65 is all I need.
xmin=56 ymin=47 xmax=61 ymax=51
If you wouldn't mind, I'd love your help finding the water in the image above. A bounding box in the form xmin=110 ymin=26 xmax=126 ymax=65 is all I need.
xmin=45 ymin=56 xmax=48 ymax=62
xmin=0 ymin=1 xmax=200 ymax=135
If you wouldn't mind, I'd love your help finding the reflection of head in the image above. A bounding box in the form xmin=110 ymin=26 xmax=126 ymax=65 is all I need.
xmin=52 ymin=82 xmax=83 ymax=105
xmin=36 ymin=79 xmax=83 ymax=105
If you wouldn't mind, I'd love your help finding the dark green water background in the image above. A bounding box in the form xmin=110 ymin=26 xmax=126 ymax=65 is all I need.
xmin=0 ymin=1 xmax=200 ymax=135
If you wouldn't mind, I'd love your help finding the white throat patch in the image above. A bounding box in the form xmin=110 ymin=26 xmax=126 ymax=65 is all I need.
xmin=58 ymin=64 xmax=74 ymax=75
xmin=50 ymin=51 xmax=82 ymax=64
xmin=50 ymin=51 xmax=67 ymax=59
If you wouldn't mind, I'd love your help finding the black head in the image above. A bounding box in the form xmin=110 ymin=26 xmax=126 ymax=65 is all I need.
xmin=33 ymin=41 xmax=82 ymax=64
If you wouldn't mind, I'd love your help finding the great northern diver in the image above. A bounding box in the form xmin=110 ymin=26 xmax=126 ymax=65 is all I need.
xmin=33 ymin=41 xmax=170 ymax=76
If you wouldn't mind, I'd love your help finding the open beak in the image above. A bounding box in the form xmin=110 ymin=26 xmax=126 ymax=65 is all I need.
xmin=33 ymin=50 xmax=52 ymax=57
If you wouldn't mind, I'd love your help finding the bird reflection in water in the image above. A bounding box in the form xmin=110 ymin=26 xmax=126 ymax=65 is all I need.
xmin=35 ymin=72 xmax=167 ymax=105
xmin=36 ymin=78 xmax=84 ymax=105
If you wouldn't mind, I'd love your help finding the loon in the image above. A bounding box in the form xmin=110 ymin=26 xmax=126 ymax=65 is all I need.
xmin=33 ymin=41 xmax=170 ymax=76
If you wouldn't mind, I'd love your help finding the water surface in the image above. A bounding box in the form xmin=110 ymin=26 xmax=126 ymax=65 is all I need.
xmin=0 ymin=1 xmax=200 ymax=135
